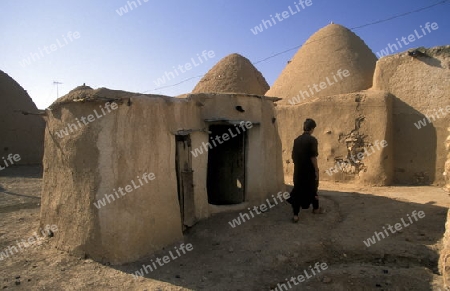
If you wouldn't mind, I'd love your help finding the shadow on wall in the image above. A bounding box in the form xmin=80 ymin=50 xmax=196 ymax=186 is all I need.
xmin=393 ymin=97 xmax=437 ymax=185
xmin=409 ymin=50 xmax=443 ymax=69
xmin=112 ymin=187 xmax=447 ymax=291
xmin=274 ymin=116 xmax=286 ymax=194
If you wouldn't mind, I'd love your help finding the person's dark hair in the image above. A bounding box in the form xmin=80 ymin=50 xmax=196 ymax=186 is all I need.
xmin=303 ymin=118 xmax=316 ymax=131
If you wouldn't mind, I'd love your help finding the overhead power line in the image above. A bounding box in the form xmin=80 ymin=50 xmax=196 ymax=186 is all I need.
xmin=351 ymin=0 xmax=448 ymax=30
xmin=254 ymin=0 xmax=449 ymax=65
xmin=145 ymin=0 xmax=448 ymax=93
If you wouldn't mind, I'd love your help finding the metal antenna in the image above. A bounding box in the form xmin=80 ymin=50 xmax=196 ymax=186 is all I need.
xmin=53 ymin=81 xmax=63 ymax=98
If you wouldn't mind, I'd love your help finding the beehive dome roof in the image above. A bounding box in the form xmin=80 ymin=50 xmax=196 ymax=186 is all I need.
xmin=0 ymin=70 xmax=40 ymax=111
xmin=266 ymin=24 xmax=377 ymax=104
xmin=192 ymin=53 xmax=269 ymax=95
xmin=0 ymin=69 xmax=45 ymax=163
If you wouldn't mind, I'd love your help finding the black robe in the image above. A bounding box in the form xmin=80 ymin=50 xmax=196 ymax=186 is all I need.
xmin=288 ymin=132 xmax=319 ymax=208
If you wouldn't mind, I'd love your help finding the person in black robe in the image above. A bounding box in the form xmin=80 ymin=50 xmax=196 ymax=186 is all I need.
xmin=287 ymin=118 xmax=321 ymax=222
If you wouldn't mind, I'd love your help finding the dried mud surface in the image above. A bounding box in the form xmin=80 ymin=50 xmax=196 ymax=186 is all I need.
xmin=1 ymin=166 xmax=449 ymax=291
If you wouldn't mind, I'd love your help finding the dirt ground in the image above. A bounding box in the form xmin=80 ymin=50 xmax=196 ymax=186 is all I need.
xmin=0 ymin=166 xmax=449 ymax=291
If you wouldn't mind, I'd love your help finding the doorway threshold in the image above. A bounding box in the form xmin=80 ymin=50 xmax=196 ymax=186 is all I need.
xmin=209 ymin=202 xmax=249 ymax=215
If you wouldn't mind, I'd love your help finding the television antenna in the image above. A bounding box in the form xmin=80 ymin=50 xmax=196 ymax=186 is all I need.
xmin=53 ymin=81 xmax=63 ymax=98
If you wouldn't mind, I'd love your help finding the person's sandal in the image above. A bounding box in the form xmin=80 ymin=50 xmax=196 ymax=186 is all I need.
xmin=292 ymin=216 xmax=299 ymax=223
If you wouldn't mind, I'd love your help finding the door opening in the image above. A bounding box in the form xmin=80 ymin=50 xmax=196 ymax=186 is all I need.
xmin=207 ymin=124 xmax=246 ymax=205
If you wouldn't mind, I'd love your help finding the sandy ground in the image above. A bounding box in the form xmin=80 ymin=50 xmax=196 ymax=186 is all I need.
xmin=0 ymin=166 xmax=449 ymax=291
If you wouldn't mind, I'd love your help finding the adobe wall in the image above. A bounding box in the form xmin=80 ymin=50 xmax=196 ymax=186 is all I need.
xmin=445 ymin=126 xmax=450 ymax=192
xmin=40 ymin=96 xmax=185 ymax=264
xmin=440 ymin=127 xmax=449 ymax=289
xmin=373 ymin=46 xmax=450 ymax=185
xmin=440 ymin=209 xmax=450 ymax=289
xmin=40 ymin=91 xmax=284 ymax=264
xmin=187 ymin=93 xmax=285 ymax=206
xmin=276 ymin=90 xmax=394 ymax=186
xmin=0 ymin=70 xmax=45 ymax=164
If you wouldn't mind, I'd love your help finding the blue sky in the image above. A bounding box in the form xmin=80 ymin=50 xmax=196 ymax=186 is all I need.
xmin=1 ymin=0 xmax=449 ymax=109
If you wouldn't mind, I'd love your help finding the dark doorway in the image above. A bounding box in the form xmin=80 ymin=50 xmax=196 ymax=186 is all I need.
xmin=175 ymin=135 xmax=195 ymax=230
xmin=207 ymin=124 xmax=246 ymax=205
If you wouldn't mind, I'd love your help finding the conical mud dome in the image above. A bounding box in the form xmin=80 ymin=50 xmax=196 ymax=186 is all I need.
xmin=0 ymin=70 xmax=45 ymax=163
xmin=266 ymin=24 xmax=377 ymax=104
xmin=192 ymin=53 xmax=269 ymax=95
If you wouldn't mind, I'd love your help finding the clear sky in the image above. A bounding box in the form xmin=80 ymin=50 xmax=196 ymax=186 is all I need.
xmin=1 ymin=0 xmax=449 ymax=109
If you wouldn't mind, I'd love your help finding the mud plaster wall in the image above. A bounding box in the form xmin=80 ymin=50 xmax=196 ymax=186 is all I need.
xmin=40 ymin=103 xmax=104 ymax=260
xmin=188 ymin=93 xmax=285 ymax=205
xmin=0 ymin=71 xmax=44 ymax=164
xmin=171 ymin=97 xmax=208 ymax=223
xmin=96 ymin=97 xmax=183 ymax=264
xmin=276 ymin=90 xmax=394 ymax=186
xmin=440 ymin=127 xmax=449 ymax=288
xmin=440 ymin=209 xmax=450 ymax=289
xmin=40 ymin=92 xmax=284 ymax=264
xmin=41 ymin=98 xmax=184 ymax=264
xmin=445 ymin=126 xmax=450 ymax=192
xmin=373 ymin=46 xmax=450 ymax=185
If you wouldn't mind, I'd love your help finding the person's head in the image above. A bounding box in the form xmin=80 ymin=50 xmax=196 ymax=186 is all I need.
xmin=303 ymin=118 xmax=316 ymax=133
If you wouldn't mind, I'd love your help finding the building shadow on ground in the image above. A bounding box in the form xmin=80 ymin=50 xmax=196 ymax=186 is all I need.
xmin=113 ymin=187 xmax=448 ymax=291
xmin=0 ymin=165 xmax=42 ymax=178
